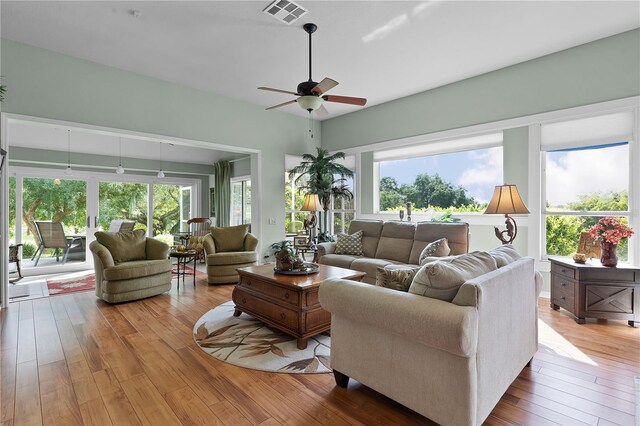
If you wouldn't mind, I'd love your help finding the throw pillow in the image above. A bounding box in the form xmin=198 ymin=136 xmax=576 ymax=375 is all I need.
xmin=487 ymin=244 xmax=522 ymax=268
xmin=375 ymin=266 xmax=421 ymax=292
xmin=335 ymin=230 xmax=364 ymax=256
xmin=418 ymin=238 xmax=451 ymax=265
xmin=210 ymin=224 xmax=249 ymax=252
xmin=94 ymin=229 xmax=147 ymax=263
xmin=408 ymin=251 xmax=498 ymax=302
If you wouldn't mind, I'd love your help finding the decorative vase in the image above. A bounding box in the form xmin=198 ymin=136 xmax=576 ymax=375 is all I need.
xmin=600 ymin=241 xmax=618 ymax=267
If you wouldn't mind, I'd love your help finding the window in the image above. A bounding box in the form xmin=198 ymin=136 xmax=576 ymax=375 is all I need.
xmin=285 ymin=154 xmax=356 ymax=235
xmin=231 ymin=178 xmax=251 ymax=226
xmin=375 ymin=133 xmax=503 ymax=213
xmin=541 ymin=112 xmax=633 ymax=261
xmin=332 ymin=174 xmax=355 ymax=234
xmin=284 ymin=172 xmax=307 ymax=235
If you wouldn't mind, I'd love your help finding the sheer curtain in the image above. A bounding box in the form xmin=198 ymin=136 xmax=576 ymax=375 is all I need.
xmin=213 ymin=161 xmax=231 ymax=227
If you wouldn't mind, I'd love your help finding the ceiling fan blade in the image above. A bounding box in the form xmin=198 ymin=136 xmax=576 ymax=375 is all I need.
xmin=322 ymin=95 xmax=367 ymax=106
xmin=311 ymin=78 xmax=339 ymax=95
xmin=266 ymin=99 xmax=297 ymax=110
xmin=316 ymin=105 xmax=329 ymax=117
xmin=258 ymin=87 xmax=300 ymax=96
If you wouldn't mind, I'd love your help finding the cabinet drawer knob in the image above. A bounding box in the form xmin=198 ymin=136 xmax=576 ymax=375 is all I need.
xmin=247 ymin=280 xmax=252 ymax=286
xmin=242 ymin=298 xmax=247 ymax=304
xmin=561 ymin=269 xmax=566 ymax=273
xmin=284 ymin=292 xmax=290 ymax=299
xmin=280 ymin=313 xmax=286 ymax=320
xmin=561 ymin=296 xmax=566 ymax=300
xmin=561 ymin=282 xmax=566 ymax=287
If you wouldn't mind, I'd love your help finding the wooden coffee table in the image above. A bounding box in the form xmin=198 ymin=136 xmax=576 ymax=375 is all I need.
xmin=233 ymin=264 xmax=366 ymax=349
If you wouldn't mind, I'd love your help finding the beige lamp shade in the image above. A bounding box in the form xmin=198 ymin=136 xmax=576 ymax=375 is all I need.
xmin=301 ymin=194 xmax=322 ymax=212
xmin=484 ymin=184 xmax=530 ymax=215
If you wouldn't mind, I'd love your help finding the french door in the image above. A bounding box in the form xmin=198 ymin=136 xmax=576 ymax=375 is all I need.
xmin=9 ymin=167 xmax=198 ymax=277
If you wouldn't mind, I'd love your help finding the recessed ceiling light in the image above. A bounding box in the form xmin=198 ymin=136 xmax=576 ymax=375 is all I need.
xmin=263 ymin=0 xmax=307 ymax=25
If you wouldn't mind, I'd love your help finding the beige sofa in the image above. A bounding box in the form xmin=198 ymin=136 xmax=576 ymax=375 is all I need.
xmin=90 ymin=230 xmax=172 ymax=303
xmin=317 ymin=220 xmax=469 ymax=283
xmin=319 ymin=256 xmax=542 ymax=426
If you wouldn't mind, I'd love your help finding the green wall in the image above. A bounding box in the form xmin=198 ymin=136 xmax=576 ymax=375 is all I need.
xmin=321 ymin=29 xmax=640 ymax=150
xmin=1 ymin=39 xmax=320 ymax=252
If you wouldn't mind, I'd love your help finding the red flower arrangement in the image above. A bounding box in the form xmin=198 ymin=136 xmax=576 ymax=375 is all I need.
xmin=589 ymin=217 xmax=634 ymax=245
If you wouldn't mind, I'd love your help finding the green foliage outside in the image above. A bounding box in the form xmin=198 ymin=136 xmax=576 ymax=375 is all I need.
xmin=8 ymin=177 xmax=186 ymax=252
xmin=546 ymin=191 xmax=629 ymax=260
xmin=379 ymin=175 xmax=485 ymax=212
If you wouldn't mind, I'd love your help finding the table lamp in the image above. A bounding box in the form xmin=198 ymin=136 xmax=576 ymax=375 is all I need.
xmin=301 ymin=194 xmax=322 ymax=246
xmin=484 ymin=184 xmax=529 ymax=244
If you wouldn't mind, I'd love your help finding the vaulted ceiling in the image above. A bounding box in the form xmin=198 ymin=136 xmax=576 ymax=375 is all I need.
xmin=2 ymin=1 xmax=638 ymax=120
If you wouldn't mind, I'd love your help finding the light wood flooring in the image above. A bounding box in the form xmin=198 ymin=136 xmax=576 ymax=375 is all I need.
xmin=1 ymin=275 xmax=638 ymax=426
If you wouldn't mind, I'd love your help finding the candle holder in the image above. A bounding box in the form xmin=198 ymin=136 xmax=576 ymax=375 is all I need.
xmin=399 ymin=210 xmax=405 ymax=221
xmin=406 ymin=202 xmax=412 ymax=222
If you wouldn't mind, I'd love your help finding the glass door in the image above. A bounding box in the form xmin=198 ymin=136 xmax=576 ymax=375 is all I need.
xmin=19 ymin=176 xmax=90 ymax=271
xmin=97 ymin=181 xmax=148 ymax=233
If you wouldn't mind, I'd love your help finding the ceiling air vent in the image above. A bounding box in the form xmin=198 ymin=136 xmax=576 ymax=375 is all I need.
xmin=263 ymin=0 xmax=308 ymax=25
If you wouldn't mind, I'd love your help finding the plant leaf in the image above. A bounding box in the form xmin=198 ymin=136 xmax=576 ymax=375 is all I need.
xmin=194 ymin=323 xmax=209 ymax=341
xmin=280 ymin=358 xmax=314 ymax=372
xmin=200 ymin=342 xmax=246 ymax=349
xmin=239 ymin=347 xmax=271 ymax=358
xmin=205 ymin=324 xmax=237 ymax=339
xmin=304 ymin=357 xmax=320 ymax=373
xmin=317 ymin=355 xmax=331 ymax=369
xmin=270 ymin=345 xmax=286 ymax=358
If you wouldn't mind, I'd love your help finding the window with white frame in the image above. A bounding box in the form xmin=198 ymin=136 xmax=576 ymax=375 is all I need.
xmin=285 ymin=154 xmax=356 ymax=236
xmin=541 ymin=111 xmax=633 ymax=261
xmin=230 ymin=177 xmax=251 ymax=226
xmin=374 ymin=133 xmax=503 ymax=213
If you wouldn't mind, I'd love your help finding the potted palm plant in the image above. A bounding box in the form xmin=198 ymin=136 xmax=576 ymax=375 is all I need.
xmin=289 ymin=148 xmax=353 ymax=233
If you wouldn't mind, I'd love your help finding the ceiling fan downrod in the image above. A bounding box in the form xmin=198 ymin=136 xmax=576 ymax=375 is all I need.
xmin=303 ymin=23 xmax=317 ymax=82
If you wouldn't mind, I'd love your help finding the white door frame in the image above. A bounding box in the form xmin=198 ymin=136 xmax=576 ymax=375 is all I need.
xmin=1 ymin=113 xmax=261 ymax=309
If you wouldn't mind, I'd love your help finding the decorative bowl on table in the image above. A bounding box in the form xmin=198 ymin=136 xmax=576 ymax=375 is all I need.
xmin=274 ymin=263 xmax=320 ymax=275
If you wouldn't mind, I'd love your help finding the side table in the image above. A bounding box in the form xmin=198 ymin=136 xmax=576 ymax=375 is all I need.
xmin=170 ymin=250 xmax=197 ymax=289
xmin=295 ymin=246 xmax=318 ymax=263
xmin=549 ymin=257 xmax=640 ymax=327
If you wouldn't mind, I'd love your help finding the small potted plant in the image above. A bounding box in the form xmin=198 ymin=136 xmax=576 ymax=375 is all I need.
xmin=589 ymin=217 xmax=633 ymax=267
xmin=270 ymin=240 xmax=295 ymax=271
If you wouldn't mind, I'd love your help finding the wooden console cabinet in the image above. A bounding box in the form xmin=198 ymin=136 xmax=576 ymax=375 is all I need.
xmin=549 ymin=257 xmax=640 ymax=327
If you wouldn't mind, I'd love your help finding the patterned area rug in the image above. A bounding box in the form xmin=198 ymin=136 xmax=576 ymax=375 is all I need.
xmin=47 ymin=272 xmax=96 ymax=296
xmin=193 ymin=301 xmax=331 ymax=374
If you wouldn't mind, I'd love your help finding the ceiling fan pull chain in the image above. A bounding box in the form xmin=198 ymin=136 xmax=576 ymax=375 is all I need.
xmin=309 ymin=112 xmax=314 ymax=139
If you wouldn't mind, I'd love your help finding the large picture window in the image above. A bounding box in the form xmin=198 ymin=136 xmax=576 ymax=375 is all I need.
xmin=375 ymin=134 xmax=503 ymax=213
xmin=541 ymin=112 xmax=633 ymax=261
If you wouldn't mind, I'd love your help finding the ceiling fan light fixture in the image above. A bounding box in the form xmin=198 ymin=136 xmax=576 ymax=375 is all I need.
xmin=297 ymin=95 xmax=323 ymax=111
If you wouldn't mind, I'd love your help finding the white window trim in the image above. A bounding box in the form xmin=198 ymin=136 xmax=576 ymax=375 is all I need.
xmin=534 ymin=109 xmax=638 ymax=271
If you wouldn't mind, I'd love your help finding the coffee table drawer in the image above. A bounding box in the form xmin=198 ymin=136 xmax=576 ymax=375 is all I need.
xmin=238 ymin=276 xmax=300 ymax=306
xmin=236 ymin=290 xmax=299 ymax=330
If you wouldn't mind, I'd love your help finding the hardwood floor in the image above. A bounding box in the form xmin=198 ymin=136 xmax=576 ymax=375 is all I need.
xmin=1 ymin=276 xmax=638 ymax=426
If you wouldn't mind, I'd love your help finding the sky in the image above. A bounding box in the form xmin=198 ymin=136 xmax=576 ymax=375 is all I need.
xmin=379 ymin=146 xmax=503 ymax=203
xmin=545 ymin=143 xmax=628 ymax=207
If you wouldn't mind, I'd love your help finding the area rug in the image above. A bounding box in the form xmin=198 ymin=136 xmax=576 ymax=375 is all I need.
xmin=47 ymin=271 xmax=96 ymax=296
xmin=193 ymin=301 xmax=331 ymax=374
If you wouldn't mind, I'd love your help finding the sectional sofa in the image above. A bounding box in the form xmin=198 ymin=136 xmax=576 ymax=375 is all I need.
xmin=317 ymin=219 xmax=470 ymax=283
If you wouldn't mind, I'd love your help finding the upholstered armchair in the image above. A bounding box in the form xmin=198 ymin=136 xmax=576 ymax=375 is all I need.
xmin=203 ymin=224 xmax=258 ymax=284
xmin=90 ymin=230 xmax=172 ymax=303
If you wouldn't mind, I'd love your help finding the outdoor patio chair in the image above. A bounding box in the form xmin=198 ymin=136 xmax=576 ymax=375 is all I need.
xmin=9 ymin=243 xmax=23 ymax=281
xmin=108 ymin=220 xmax=136 ymax=233
xmin=32 ymin=221 xmax=84 ymax=266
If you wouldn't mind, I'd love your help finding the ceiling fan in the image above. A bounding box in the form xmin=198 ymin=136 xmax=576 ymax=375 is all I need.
xmin=259 ymin=23 xmax=367 ymax=116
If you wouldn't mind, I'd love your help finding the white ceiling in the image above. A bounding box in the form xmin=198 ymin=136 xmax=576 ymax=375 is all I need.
xmin=8 ymin=121 xmax=245 ymax=165
xmin=1 ymin=1 xmax=639 ymax=120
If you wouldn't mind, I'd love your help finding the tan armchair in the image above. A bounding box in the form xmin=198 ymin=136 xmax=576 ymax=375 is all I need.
xmin=203 ymin=224 xmax=258 ymax=284
xmin=90 ymin=230 xmax=172 ymax=303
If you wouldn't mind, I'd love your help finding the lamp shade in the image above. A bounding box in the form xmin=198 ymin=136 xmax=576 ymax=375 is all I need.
xmin=301 ymin=194 xmax=322 ymax=212
xmin=484 ymin=184 xmax=530 ymax=215
xmin=297 ymin=95 xmax=324 ymax=112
